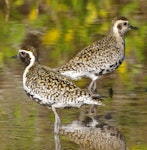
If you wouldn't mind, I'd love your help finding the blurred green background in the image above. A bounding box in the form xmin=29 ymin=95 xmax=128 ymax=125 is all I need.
xmin=0 ymin=0 xmax=147 ymax=150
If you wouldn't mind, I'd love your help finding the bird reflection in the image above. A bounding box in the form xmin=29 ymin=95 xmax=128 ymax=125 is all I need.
xmin=58 ymin=109 xmax=126 ymax=150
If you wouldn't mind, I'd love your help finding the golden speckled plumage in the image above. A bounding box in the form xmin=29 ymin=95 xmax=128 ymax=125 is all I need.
xmin=17 ymin=45 xmax=103 ymax=134
xmin=25 ymin=62 xmax=96 ymax=107
xmin=58 ymin=35 xmax=120 ymax=72
xmin=56 ymin=16 xmax=137 ymax=94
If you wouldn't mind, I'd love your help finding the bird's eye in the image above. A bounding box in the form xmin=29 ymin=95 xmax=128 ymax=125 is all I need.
xmin=20 ymin=52 xmax=25 ymax=55
xmin=19 ymin=51 xmax=26 ymax=57
xmin=124 ymin=22 xmax=127 ymax=26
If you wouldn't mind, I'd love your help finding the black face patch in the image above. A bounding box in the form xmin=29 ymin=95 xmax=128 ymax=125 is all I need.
xmin=117 ymin=24 xmax=122 ymax=30
xmin=19 ymin=52 xmax=31 ymax=66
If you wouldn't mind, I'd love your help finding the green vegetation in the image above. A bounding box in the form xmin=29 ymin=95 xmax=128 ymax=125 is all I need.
xmin=0 ymin=0 xmax=147 ymax=149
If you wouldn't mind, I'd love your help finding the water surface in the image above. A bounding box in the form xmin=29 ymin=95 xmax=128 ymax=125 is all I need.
xmin=0 ymin=1 xmax=147 ymax=150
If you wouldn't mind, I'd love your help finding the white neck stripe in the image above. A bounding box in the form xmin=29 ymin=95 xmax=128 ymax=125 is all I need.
xmin=19 ymin=49 xmax=35 ymax=87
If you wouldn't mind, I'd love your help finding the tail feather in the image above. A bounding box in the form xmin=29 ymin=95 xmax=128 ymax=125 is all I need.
xmin=85 ymin=97 xmax=104 ymax=106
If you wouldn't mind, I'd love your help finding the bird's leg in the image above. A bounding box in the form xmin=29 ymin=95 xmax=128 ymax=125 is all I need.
xmin=52 ymin=106 xmax=61 ymax=134
xmin=88 ymin=80 xmax=100 ymax=97
xmin=88 ymin=80 xmax=95 ymax=94
xmin=88 ymin=79 xmax=99 ymax=94
xmin=54 ymin=134 xmax=61 ymax=150
xmin=90 ymin=80 xmax=107 ymax=99
xmin=93 ymin=81 xmax=98 ymax=94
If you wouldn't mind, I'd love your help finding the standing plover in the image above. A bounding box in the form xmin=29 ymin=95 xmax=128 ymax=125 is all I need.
xmin=56 ymin=16 xmax=137 ymax=95
xmin=15 ymin=45 xmax=103 ymax=134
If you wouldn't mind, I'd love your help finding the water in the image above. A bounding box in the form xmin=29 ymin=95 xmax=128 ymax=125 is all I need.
xmin=0 ymin=1 xmax=147 ymax=150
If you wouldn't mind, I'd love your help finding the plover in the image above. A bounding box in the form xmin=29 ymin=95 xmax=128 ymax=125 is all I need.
xmin=15 ymin=45 xmax=103 ymax=134
xmin=56 ymin=16 xmax=138 ymax=95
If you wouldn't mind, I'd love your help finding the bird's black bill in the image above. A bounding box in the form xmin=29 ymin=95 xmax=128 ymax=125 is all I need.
xmin=130 ymin=25 xmax=138 ymax=30
xmin=11 ymin=55 xmax=18 ymax=59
